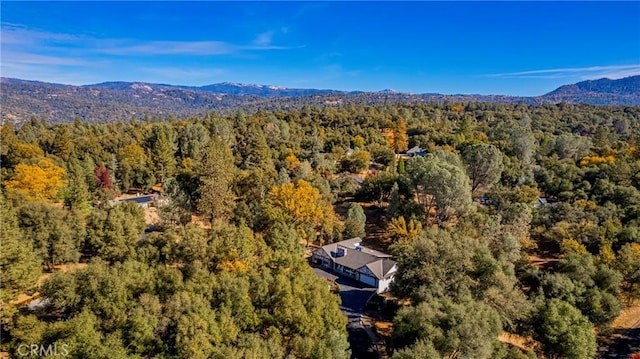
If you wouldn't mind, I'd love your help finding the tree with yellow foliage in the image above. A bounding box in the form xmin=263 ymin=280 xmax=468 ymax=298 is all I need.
xmin=4 ymin=158 xmax=67 ymax=202
xmin=284 ymin=151 xmax=301 ymax=172
xmin=386 ymin=117 xmax=409 ymax=154
xmin=578 ymin=154 xmax=615 ymax=167
xmin=267 ymin=179 xmax=340 ymax=244
xmin=388 ymin=216 xmax=422 ymax=243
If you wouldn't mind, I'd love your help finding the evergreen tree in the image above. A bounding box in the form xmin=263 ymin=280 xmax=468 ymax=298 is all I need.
xmin=196 ymin=137 xmax=236 ymax=222
xmin=406 ymin=153 xmax=473 ymax=226
xmin=0 ymin=195 xmax=41 ymax=320
xmin=344 ymin=203 xmax=366 ymax=238
xmin=178 ymin=122 xmax=210 ymax=161
xmin=388 ymin=182 xmax=401 ymax=217
xmin=532 ymin=300 xmax=597 ymax=359
xmin=276 ymin=167 xmax=291 ymax=185
xmin=64 ymin=158 xmax=91 ymax=213
xmin=397 ymin=156 xmax=405 ymax=174
xmin=149 ymin=124 xmax=178 ymax=182
xmin=17 ymin=202 xmax=80 ymax=269
xmin=85 ymin=202 xmax=146 ymax=262
xmin=462 ymin=143 xmax=504 ymax=193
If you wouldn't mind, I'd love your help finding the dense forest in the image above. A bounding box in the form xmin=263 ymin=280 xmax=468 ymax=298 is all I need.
xmin=1 ymin=102 xmax=640 ymax=358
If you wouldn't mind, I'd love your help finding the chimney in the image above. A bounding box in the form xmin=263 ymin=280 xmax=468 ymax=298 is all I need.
xmin=337 ymin=246 xmax=346 ymax=257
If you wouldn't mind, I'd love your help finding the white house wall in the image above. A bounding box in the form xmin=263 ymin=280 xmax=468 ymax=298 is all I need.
xmin=377 ymin=277 xmax=393 ymax=293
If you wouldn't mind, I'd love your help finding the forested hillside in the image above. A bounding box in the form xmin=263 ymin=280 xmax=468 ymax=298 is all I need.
xmin=543 ymin=75 xmax=640 ymax=105
xmin=1 ymin=102 xmax=640 ymax=358
xmin=3 ymin=76 xmax=639 ymax=125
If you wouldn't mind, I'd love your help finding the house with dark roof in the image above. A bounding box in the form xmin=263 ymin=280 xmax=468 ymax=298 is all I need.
xmin=312 ymin=237 xmax=397 ymax=293
xmin=109 ymin=194 xmax=158 ymax=209
xmin=406 ymin=146 xmax=426 ymax=157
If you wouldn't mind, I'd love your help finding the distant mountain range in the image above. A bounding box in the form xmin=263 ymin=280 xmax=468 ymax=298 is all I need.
xmin=87 ymin=81 xmax=348 ymax=97
xmin=1 ymin=75 xmax=638 ymax=124
xmin=543 ymin=76 xmax=640 ymax=105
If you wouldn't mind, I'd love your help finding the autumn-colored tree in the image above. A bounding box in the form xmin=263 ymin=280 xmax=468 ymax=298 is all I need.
xmin=285 ymin=152 xmax=302 ymax=172
xmin=386 ymin=118 xmax=409 ymax=154
xmin=268 ymin=180 xmax=324 ymax=224
xmin=4 ymin=158 xmax=67 ymax=201
xmin=452 ymin=104 xmax=465 ymax=114
xmin=267 ymin=179 xmax=339 ymax=243
xmin=579 ymin=154 xmax=615 ymax=167
xmin=388 ymin=216 xmax=422 ymax=243
xmin=94 ymin=166 xmax=114 ymax=190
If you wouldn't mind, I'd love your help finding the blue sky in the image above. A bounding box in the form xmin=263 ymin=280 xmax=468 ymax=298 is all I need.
xmin=1 ymin=2 xmax=639 ymax=96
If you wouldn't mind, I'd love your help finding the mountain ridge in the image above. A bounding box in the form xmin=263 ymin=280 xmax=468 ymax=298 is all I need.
xmin=2 ymin=75 xmax=638 ymax=124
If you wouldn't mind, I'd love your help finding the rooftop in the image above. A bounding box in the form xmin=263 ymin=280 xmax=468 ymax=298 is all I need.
xmin=319 ymin=237 xmax=396 ymax=279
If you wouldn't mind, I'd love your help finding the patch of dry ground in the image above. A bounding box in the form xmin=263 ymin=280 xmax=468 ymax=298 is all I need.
xmin=144 ymin=207 xmax=160 ymax=226
xmin=611 ymin=302 xmax=640 ymax=329
xmin=498 ymin=332 xmax=538 ymax=352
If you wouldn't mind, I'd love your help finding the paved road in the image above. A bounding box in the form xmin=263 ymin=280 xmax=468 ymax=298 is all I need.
xmin=598 ymin=328 xmax=640 ymax=359
xmin=313 ymin=267 xmax=379 ymax=359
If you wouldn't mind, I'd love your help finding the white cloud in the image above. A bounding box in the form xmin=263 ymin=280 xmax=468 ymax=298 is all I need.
xmin=2 ymin=53 xmax=89 ymax=67
xmin=0 ymin=23 xmax=300 ymax=83
xmin=0 ymin=23 xmax=79 ymax=45
xmin=100 ymin=40 xmax=236 ymax=56
xmin=1 ymin=23 xmax=298 ymax=58
xmin=486 ymin=64 xmax=640 ymax=79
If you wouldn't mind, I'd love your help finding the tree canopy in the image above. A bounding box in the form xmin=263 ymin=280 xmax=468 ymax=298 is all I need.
xmin=2 ymin=101 xmax=639 ymax=358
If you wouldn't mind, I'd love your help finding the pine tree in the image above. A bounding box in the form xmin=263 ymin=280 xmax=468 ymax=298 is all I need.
xmin=196 ymin=137 xmax=236 ymax=222
xmin=64 ymin=158 xmax=91 ymax=213
xmin=344 ymin=203 xmax=366 ymax=239
xmin=388 ymin=182 xmax=401 ymax=217
xmin=149 ymin=125 xmax=177 ymax=182
xmin=0 ymin=195 xmax=41 ymax=317
xmin=397 ymin=157 xmax=406 ymax=174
